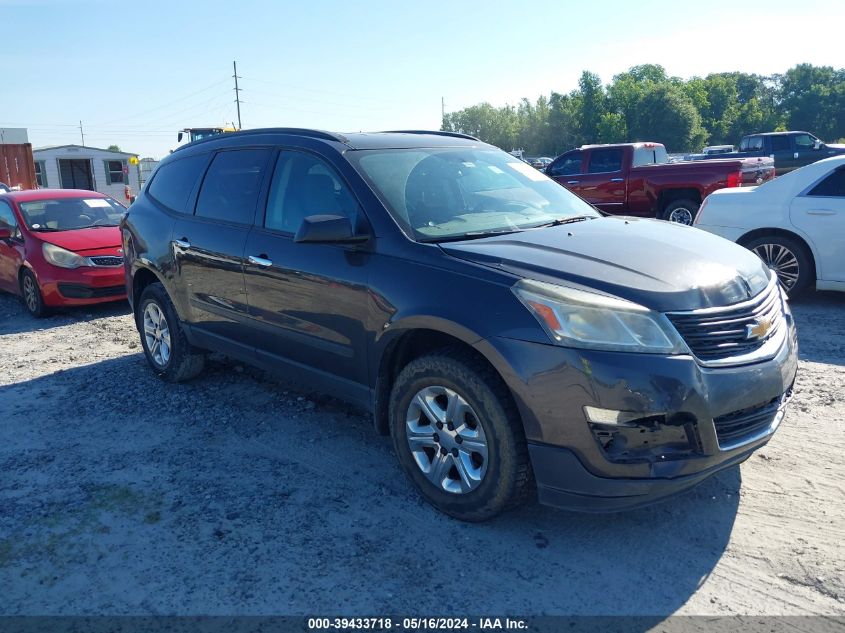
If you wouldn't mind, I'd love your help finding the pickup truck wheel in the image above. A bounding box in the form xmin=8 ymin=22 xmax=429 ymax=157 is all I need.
xmin=744 ymin=235 xmax=813 ymax=297
xmin=389 ymin=349 xmax=533 ymax=522
xmin=662 ymin=199 xmax=700 ymax=225
xmin=137 ymin=283 xmax=205 ymax=382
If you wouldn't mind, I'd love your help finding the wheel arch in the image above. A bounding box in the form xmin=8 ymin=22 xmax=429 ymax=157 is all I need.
xmin=657 ymin=188 xmax=702 ymax=212
xmin=372 ymin=323 xmax=520 ymax=437
xmin=130 ymin=265 xmax=166 ymax=324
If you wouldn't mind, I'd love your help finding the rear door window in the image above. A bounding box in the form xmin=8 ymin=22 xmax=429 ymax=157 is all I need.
xmin=769 ymin=135 xmax=791 ymax=152
xmin=587 ymin=149 xmax=623 ymax=173
xmin=147 ymin=154 xmax=209 ymax=213
xmin=195 ymin=149 xmax=271 ymax=224
xmin=807 ymin=168 xmax=845 ymax=197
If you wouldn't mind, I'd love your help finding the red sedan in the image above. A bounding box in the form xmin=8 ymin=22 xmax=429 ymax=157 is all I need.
xmin=0 ymin=189 xmax=127 ymax=317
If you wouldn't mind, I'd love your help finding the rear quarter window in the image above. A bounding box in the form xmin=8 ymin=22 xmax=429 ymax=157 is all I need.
xmin=147 ymin=154 xmax=209 ymax=213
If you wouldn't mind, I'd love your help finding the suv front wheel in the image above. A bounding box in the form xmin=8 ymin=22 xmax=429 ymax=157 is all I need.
xmin=389 ymin=349 xmax=533 ymax=521
xmin=137 ymin=282 xmax=205 ymax=382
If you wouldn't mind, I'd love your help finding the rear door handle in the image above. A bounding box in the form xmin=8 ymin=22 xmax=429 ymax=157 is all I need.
xmin=566 ymin=180 xmax=580 ymax=185
xmin=248 ymin=254 xmax=273 ymax=267
xmin=807 ymin=209 xmax=836 ymax=216
xmin=610 ymin=178 xmax=624 ymax=182
xmin=173 ymin=238 xmax=191 ymax=249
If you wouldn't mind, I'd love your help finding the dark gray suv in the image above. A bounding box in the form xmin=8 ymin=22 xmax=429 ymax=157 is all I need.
xmin=121 ymin=128 xmax=798 ymax=521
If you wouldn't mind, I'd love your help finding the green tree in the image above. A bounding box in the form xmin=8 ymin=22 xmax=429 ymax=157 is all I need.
xmin=578 ymin=71 xmax=606 ymax=143
xmin=107 ymin=144 xmax=121 ymax=152
xmin=630 ymin=83 xmax=706 ymax=151
xmin=780 ymin=64 xmax=845 ymax=140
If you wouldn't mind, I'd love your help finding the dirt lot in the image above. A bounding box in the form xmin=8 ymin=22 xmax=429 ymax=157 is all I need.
xmin=0 ymin=290 xmax=843 ymax=617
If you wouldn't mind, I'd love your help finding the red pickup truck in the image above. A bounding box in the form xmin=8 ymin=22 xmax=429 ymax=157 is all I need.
xmin=546 ymin=142 xmax=775 ymax=224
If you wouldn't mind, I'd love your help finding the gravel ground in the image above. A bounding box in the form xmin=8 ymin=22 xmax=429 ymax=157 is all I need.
xmin=0 ymin=290 xmax=843 ymax=617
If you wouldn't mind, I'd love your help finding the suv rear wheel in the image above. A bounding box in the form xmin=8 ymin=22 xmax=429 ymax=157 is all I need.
xmin=389 ymin=349 xmax=532 ymax=521
xmin=137 ymin=282 xmax=205 ymax=382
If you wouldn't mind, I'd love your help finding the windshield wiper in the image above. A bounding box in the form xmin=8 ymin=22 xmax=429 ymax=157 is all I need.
xmin=30 ymin=226 xmax=59 ymax=232
xmin=420 ymin=228 xmax=524 ymax=243
xmin=530 ymin=215 xmax=595 ymax=228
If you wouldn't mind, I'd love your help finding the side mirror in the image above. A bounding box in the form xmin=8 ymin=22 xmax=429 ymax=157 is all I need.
xmin=814 ymin=139 xmax=823 ymax=150
xmin=294 ymin=214 xmax=368 ymax=244
xmin=0 ymin=227 xmax=11 ymax=240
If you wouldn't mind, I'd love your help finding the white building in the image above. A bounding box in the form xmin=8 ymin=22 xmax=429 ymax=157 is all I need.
xmin=32 ymin=145 xmax=141 ymax=203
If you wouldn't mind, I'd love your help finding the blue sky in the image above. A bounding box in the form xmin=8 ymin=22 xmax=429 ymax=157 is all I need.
xmin=1 ymin=0 xmax=842 ymax=158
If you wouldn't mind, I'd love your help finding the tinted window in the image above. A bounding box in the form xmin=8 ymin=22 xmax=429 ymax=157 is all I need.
xmin=549 ymin=152 xmax=583 ymax=177
xmin=808 ymin=168 xmax=845 ymax=197
xmin=265 ymin=151 xmax=359 ymax=233
xmin=588 ymin=149 xmax=623 ymax=173
xmin=195 ymin=149 xmax=271 ymax=224
xmin=148 ymin=154 xmax=208 ymax=212
xmin=769 ymin=135 xmax=790 ymax=152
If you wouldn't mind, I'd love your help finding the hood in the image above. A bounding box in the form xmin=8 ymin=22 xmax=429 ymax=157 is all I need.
xmin=440 ymin=217 xmax=771 ymax=312
xmin=826 ymin=143 xmax=845 ymax=151
xmin=34 ymin=226 xmax=122 ymax=254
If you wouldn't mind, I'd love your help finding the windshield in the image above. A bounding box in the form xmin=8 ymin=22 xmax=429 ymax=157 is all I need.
xmin=350 ymin=148 xmax=599 ymax=241
xmin=19 ymin=197 xmax=126 ymax=231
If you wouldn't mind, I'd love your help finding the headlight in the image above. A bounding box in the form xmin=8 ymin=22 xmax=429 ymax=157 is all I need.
xmin=42 ymin=243 xmax=85 ymax=269
xmin=512 ymin=279 xmax=688 ymax=354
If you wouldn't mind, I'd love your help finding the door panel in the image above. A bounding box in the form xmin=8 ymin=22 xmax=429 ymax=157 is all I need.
xmin=576 ymin=148 xmax=626 ymax=212
xmin=767 ymin=135 xmax=795 ymax=173
xmin=0 ymin=201 xmax=23 ymax=292
xmin=243 ymin=149 xmax=371 ymax=396
xmin=171 ymin=148 xmax=272 ymax=344
xmin=792 ymin=133 xmax=821 ymax=169
xmin=790 ymin=169 xmax=845 ymax=281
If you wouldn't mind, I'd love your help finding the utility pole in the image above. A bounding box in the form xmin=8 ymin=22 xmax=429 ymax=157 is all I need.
xmin=233 ymin=61 xmax=242 ymax=130
xmin=441 ymin=97 xmax=445 ymax=122
xmin=79 ymin=120 xmax=85 ymax=145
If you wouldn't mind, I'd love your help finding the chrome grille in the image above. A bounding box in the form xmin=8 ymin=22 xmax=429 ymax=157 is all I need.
xmin=666 ymin=279 xmax=784 ymax=362
xmin=89 ymin=256 xmax=123 ymax=267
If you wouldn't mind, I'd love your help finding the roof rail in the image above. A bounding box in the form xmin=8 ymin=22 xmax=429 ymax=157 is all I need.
xmin=172 ymin=127 xmax=349 ymax=152
xmin=383 ymin=130 xmax=481 ymax=142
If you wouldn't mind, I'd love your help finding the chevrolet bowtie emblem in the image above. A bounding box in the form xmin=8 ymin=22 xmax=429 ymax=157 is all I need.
xmin=746 ymin=318 xmax=773 ymax=340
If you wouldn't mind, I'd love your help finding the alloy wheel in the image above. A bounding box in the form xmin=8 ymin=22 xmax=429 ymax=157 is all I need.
xmin=753 ymin=243 xmax=800 ymax=291
xmin=143 ymin=302 xmax=172 ymax=367
xmin=669 ymin=207 xmax=694 ymax=225
xmin=22 ymin=276 xmax=38 ymax=313
xmin=405 ymin=386 xmax=488 ymax=494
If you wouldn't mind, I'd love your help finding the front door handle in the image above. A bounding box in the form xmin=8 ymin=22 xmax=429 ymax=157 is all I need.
xmin=173 ymin=238 xmax=191 ymax=249
xmin=807 ymin=209 xmax=836 ymax=216
xmin=566 ymin=180 xmax=580 ymax=185
xmin=248 ymin=254 xmax=273 ymax=267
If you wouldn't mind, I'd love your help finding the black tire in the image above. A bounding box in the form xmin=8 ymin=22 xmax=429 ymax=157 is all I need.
xmin=137 ymin=282 xmax=205 ymax=382
xmin=662 ymin=198 xmax=700 ymax=225
xmin=19 ymin=269 xmax=47 ymax=318
xmin=389 ymin=348 xmax=533 ymax=522
xmin=744 ymin=234 xmax=814 ymax=297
